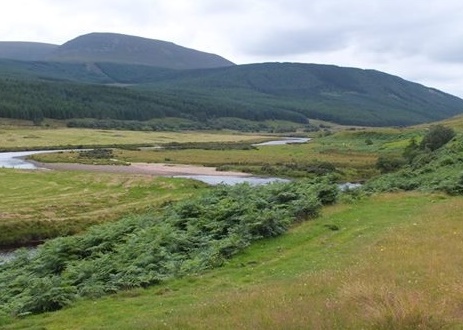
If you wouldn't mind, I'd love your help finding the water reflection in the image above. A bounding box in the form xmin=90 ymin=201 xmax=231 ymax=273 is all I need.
xmin=174 ymin=175 xmax=289 ymax=186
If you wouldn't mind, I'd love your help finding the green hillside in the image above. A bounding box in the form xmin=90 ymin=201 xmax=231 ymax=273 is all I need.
xmin=134 ymin=62 xmax=463 ymax=126
xmin=1 ymin=52 xmax=463 ymax=127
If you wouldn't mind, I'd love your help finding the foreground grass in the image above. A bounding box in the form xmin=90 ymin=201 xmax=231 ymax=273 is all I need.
xmin=0 ymin=169 xmax=205 ymax=246
xmin=5 ymin=192 xmax=463 ymax=329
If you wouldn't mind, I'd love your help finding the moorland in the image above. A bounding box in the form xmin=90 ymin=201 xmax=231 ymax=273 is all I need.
xmin=2 ymin=32 xmax=463 ymax=329
xmin=1 ymin=115 xmax=463 ymax=329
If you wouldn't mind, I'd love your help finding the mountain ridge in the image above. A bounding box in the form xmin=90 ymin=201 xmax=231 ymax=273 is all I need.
xmin=0 ymin=41 xmax=58 ymax=61
xmin=0 ymin=33 xmax=462 ymax=128
xmin=0 ymin=32 xmax=235 ymax=70
xmin=47 ymin=32 xmax=235 ymax=69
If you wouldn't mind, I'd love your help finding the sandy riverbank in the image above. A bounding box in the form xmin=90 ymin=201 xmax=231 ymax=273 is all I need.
xmin=38 ymin=162 xmax=252 ymax=177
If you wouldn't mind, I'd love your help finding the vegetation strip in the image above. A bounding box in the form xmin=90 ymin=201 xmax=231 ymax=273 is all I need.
xmin=0 ymin=179 xmax=338 ymax=316
xmin=4 ymin=192 xmax=463 ymax=329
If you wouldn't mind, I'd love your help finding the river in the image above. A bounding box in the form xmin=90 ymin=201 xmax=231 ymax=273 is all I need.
xmin=0 ymin=150 xmax=63 ymax=169
xmin=0 ymin=138 xmax=310 ymax=170
xmin=252 ymin=137 xmax=310 ymax=146
xmin=0 ymin=138 xmax=310 ymax=184
xmin=0 ymin=137 xmax=351 ymax=262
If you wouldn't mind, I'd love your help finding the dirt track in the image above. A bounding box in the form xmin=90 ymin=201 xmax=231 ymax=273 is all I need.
xmin=38 ymin=162 xmax=251 ymax=177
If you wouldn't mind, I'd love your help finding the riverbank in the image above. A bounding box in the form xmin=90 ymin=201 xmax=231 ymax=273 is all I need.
xmin=37 ymin=161 xmax=253 ymax=177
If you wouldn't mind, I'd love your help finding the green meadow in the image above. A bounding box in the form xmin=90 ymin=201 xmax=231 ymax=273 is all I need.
xmin=2 ymin=120 xmax=463 ymax=329
xmin=4 ymin=192 xmax=463 ymax=329
xmin=0 ymin=169 xmax=205 ymax=246
xmin=0 ymin=126 xmax=270 ymax=150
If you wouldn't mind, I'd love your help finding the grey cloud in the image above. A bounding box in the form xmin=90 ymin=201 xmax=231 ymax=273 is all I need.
xmin=242 ymin=28 xmax=350 ymax=56
xmin=2 ymin=0 xmax=463 ymax=97
xmin=231 ymin=0 xmax=463 ymax=64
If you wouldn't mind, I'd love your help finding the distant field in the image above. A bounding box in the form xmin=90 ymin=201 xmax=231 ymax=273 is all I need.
xmin=32 ymin=128 xmax=414 ymax=181
xmin=0 ymin=127 xmax=271 ymax=150
xmin=7 ymin=192 xmax=463 ymax=329
xmin=0 ymin=169 xmax=205 ymax=246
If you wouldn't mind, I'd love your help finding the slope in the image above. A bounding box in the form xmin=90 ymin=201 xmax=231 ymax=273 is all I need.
xmin=133 ymin=62 xmax=463 ymax=126
xmin=1 ymin=60 xmax=463 ymax=127
xmin=3 ymin=191 xmax=463 ymax=329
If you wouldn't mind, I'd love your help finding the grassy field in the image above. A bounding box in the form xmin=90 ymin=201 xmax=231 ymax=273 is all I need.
xmin=3 ymin=123 xmax=462 ymax=329
xmin=31 ymin=127 xmax=415 ymax=182
xmin=0 ymin=127 xmax=271 ymax=150
xmin=4 ymin=191 xmax=463 ymax=329
xmin=0 ymin=169 xmax=206 ymax=246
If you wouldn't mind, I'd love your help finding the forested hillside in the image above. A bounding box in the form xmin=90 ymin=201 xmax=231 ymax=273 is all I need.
xmin=1 ymin=34 xmax=463 ymax=128
xmin=0 ymin=78 xmax=308 ymax=131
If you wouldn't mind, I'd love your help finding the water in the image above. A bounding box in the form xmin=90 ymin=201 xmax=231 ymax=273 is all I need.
xmin=0 ymin=247 xmax=37 ymax=265
xmin=1 ymin=143 xmax=361 ymax=262
xmin=0 ymin=250 xmax=16 ymax=264
xmin=0 ymin=150 xmax=61 ymax=169
xmin=0 ymin=137 xmax=311 ymax=169
xmin=174 ymin=175 xmax=290 ymax=186
xmin=339 ymin=182 xmax=363 ymax=191
xmin=252 ymin=137 xmax=310 ymax=146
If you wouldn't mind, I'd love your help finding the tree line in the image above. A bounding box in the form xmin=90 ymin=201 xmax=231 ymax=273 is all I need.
xmin=0 ymin=78 xmax=309 ymax=128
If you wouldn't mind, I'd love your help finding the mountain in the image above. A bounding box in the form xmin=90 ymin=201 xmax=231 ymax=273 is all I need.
xmin=0 ymin=42 xmax=57 ymax=61
xmin=0 ymin=32 xmax=462 ymax=128
xmin=135 ymin=62 xmax=463 ymax=126
xmin=46 ymin=32 xmax=235 ymax=69
xmin=1 ymin=61 xmax=462 ymax=127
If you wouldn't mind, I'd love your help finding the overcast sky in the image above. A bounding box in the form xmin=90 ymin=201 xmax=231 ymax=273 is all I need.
xmin=1 ymin=0 xmax=463 ymax=97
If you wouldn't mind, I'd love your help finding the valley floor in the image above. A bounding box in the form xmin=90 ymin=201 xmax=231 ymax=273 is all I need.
xmin=38 ymin=162 xmax=251 ymax=177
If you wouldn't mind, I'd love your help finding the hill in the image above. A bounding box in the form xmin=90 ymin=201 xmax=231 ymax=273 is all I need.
xmin=1 ymin=61 xmax=462 ymax=128
xmin=47 ymin=32 xmax=235 ymax=69
xmin=0 ymin=32 xmax=462 ymax=128
xmin=133 ymin=62 xmax=463 ymax=126
xmin=0 ymin=42 xmax=57 ymax=61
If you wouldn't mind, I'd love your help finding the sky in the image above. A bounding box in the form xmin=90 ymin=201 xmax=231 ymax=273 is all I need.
xmin=1 ymin=0 xmax=463 ymax=97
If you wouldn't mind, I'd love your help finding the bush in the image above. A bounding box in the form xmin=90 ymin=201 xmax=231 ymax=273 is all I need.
xmin=376 ymin=155 xmax=406 ymax=173
xmin=420 ymin=125 xmax=455 ymax=151
xmin=0 ymin=179 xmax=338 ymax=315
xmin=78 ymin=149 xmax=114 ymax=159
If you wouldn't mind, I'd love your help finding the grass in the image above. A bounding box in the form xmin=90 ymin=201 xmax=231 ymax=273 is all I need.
xmin=4 ymin=191 xmax=463 ymax=329
xmin=32 ymin=133 xmax=385 ymax=182
xmin=0 ymin=127 xmax=271 ymax=150
xmin=1 ymin=123 xmax=424 ymax=182
xmin=0 ymin=169 xmax=206 ymax=246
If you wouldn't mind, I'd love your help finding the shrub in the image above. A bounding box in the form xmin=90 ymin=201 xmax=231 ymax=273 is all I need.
xmin=376 ymin=155 xmax=406 ymax=173
xmin=78 ymin=148 xmax=113 ymax=159
xmin=419 ymin=125 xmax=455 ymax=151
xmin=0 ymin=179 xmax=338 ymax=315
